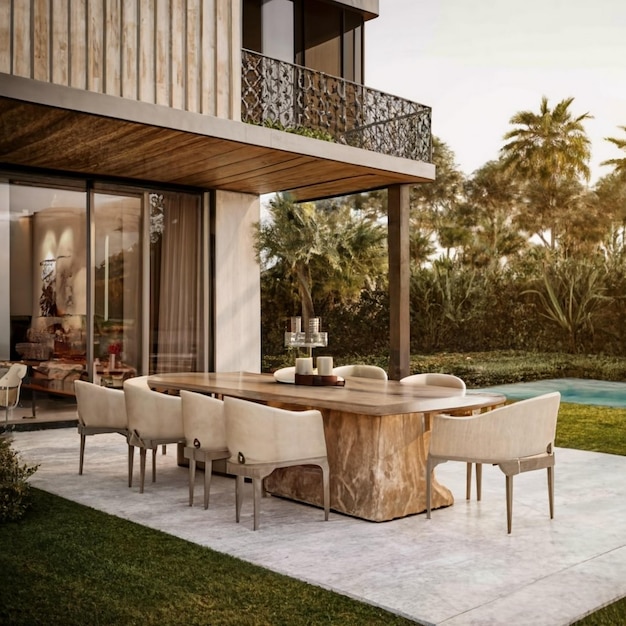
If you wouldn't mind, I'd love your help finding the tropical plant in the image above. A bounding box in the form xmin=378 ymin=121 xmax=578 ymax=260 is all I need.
xmin=0 ymin=437 xmax=39 ymax=522
xmin=500 ymin=96 xmax=593 ymax=248
xmin=409 ymin=137 xmax=466 ymax=263
xmin=523 ymin=255 xmax=609 ymax=353
xmin=254 ymin=193 xmax=387 ymax=328
xmin=602 ymin=125 xmax=626 ymax=175
xmin=456 ymin=159 xmax=528 ymax=271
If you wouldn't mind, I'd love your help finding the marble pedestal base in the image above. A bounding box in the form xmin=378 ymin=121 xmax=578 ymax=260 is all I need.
xmin=264 ymin=405 xmax=453 ymax=522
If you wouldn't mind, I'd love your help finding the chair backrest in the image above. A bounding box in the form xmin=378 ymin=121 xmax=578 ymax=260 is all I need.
xmin=224 ymin=396 xmax=326 ymax=464
xmin=0 ymin=363 xmax=28 ymax=386
xmin=0 ymin=363 xmax=28 ymax=407
xmin=74 ymin=380 xmax=127 ymax=429
xmin=332 ymin=364 xmax=388 ymax=380
xmin=429 ymin=392 xmax=561 ymax=463
xmin=123 ymin=376 xmax=183 ymax=439
xmin=400 ymin=373 xmax=466 ymax=391
xmin=180 ymin=390 xmax=227 ymax=449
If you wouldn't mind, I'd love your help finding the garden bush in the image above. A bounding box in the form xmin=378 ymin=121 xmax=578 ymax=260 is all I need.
xmin=0 ymin=436 xmax=39 ymax=523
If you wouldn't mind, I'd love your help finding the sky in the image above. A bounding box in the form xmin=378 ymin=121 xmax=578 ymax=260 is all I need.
xmin=365 ymin=0 xmax=626 ymax=184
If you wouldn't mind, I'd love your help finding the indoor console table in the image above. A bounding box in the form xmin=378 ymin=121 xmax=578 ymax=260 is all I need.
xmin=148 ymin=372 xmax=506 ymax=522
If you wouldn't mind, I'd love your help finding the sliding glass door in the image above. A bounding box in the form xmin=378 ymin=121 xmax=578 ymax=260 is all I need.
xmin=92 ymin=191 xmax=142 ymax=384
xmin=1 ymin=172 xmax=208 ymax=387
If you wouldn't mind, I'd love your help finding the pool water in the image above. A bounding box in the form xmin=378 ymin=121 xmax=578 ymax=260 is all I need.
xmin=476 ymin=378 xmax=626 ymax=408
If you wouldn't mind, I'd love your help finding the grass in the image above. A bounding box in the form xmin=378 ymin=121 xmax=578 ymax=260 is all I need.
xmin=0 ymin=490 xmax=415 ymax=626
xmin=2 ymin=355 xmax=626 ymax=624
xmin=556 ymin=403 xmax=626 ymax=456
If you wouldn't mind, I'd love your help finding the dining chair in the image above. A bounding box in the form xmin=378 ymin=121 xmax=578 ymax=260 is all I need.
xmin=426 ymin=391 xmax=561 ymax=533
xmin=124 ymin=376 xmax=185 ymax=493
xmin=400 ymin=372 xmax=480 ymax=500
xmin=224 ymin=395 xmax=330 ymax=530
xmin=0 ymin=363 xmax=28 ymax=426
xmin=74 ymin=380 xmax=127 ymax=475
xmin=332 ymin=364 xmax=388 ymax=380
xmin=180 ymin=390 xmax=229 ymax=509
xmin=400 ymin=373 xmax=466 ymax=391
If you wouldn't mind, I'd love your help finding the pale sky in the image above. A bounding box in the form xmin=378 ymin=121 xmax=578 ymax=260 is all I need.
xmin=365 ymin=0 xmax=626 ymax=184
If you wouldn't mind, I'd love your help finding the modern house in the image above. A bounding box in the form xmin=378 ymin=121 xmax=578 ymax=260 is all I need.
xmin=0 ymin=0 xmax=434 ymax=388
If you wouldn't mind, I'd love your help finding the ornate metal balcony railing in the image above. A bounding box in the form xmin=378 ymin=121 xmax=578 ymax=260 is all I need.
xmin=241 ymin=49 xmax=432 ymax=163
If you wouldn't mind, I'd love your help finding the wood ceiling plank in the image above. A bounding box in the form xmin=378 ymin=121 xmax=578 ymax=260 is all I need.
xmin=0 ymin=97 xmax=432 ymax=200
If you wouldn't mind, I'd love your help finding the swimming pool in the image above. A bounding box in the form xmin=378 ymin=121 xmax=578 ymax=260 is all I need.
xmin=476 ymin=378 xmax=626 ymax=408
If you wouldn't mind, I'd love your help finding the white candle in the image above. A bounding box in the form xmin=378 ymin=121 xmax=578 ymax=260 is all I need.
xmin=295 ymin=357 xmax=313 ymax=375
xmin=317 ymin=356 xmax=333 ymax=376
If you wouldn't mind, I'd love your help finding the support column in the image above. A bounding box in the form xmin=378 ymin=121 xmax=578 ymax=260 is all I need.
xmin=388 ymin=184 xmax=410 ymax=381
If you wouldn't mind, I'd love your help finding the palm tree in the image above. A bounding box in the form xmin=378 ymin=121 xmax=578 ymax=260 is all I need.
xmin=500 ymin=96 xmax=593 ymax=248
xmin=602 ymin=125 xmax=626 ymax=175
xmin=458 ymin=160 xmax=527 ymax=271
xmin=254 ymin=193 xmax=387 ymax=326
xmin=409 ymin=137 xmax=465 ymax=263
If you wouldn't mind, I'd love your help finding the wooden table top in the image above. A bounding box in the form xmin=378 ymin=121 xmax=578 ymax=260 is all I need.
xmin=148 ymin=372 xmax=506 ymax=416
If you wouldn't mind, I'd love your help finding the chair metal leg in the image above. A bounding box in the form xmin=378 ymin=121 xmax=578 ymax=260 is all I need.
xmin=253 ymin=477 xmax=263 ymax=530
xmin=235 ymin=475 xmax=244 ymax=523
xmin=506 ymin=475 xmax=513 ymax=534
xmin=203 ymin=459 xmax=212 ymax=510
xmin=547 ymin=466 xmax=554 ymax=519
xmin=128 ymin=444 xmax=134 ymax=488
xmin=139 ymin=448 xmax=147 ymax=493
xmin=466 ymin=463 xmax=482 ymax=500
xmin=426 ymin=457 xmax=433 ymax=519
xmin=188 ymin=457 xmax=196 ymax=507
xmin=79 ymin=434 xmax=86 ymax=475
xmin=322 ymin=466 xmax=330 ymax=521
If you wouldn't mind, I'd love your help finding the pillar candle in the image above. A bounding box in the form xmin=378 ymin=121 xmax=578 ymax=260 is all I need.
xmin=290 ymin=316 xmax=302 ymax=333
xmin=295 ymin=357 xmax=313 ymax=375
xmin=317 ymin=356 xmax=333 ymax=376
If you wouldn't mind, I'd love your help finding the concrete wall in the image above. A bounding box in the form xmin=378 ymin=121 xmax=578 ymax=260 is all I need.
xmin=213 ymin=190 xmax=261 ymax=373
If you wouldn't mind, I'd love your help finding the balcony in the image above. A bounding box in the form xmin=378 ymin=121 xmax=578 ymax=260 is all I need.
xmin=241 ymin=50 xmax=432 ymax=164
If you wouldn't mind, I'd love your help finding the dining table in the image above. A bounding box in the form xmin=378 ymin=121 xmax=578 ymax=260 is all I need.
xmin=148 ymin=371 xmax=506 ymax=522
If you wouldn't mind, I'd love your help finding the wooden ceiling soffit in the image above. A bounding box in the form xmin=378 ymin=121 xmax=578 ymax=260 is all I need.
xmin=0 ymin=96 xmax=434 ymax=202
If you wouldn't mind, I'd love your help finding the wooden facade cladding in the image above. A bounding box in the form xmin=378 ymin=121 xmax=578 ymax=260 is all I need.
xmin=0 ymin=0 xmax=240 ymax=120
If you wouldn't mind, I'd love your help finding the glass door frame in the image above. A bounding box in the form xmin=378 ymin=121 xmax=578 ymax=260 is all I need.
xmin=2 ymin=169 xmax=211 ymax=382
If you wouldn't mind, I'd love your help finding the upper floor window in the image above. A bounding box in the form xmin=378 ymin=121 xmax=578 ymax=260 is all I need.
xmin=243 ymin=0 xmax=364 ymax=83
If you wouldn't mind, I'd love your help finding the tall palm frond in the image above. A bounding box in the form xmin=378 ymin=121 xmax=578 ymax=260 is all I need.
xmin=602 ymin=125 xmax=626 ymax=175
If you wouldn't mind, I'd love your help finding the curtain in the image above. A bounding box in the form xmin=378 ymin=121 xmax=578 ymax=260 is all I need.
xmin=153 ymin=192 xmax=202 ymax=373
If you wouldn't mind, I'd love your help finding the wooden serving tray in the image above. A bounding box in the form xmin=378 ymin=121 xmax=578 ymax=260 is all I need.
xmin=294 ymin=373 xmax=345 ymax=387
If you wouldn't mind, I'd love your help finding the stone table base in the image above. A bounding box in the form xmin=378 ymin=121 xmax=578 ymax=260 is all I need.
xmin=264 ymin=404 xmax=453 ymax=522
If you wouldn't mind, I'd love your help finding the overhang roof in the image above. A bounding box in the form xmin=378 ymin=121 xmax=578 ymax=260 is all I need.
xmin=0 ymin=75 xmax=434 ymax=202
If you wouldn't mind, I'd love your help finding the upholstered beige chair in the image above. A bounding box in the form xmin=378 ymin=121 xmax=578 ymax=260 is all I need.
xmin=426 ymin=391 xmax=561 ymax=533
xmin=332 ymin=364 xmax=388 ymax=380
xmin=74 ymin=380 xmax=127 ymax=475
xmin=400 ymin=373 xmax=466 ymax=391
xmin=400 ymin=372 xmax=480 ymax=499
xmin=224 ymin=396 xmax=330 ymax=530
xmin=124 ymin=376 xmax=185 ymax=493
xmin=180 ymin=390 xmax=229 ymax=509
xmin=0 ymin=363 xmax=28 ymax=425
